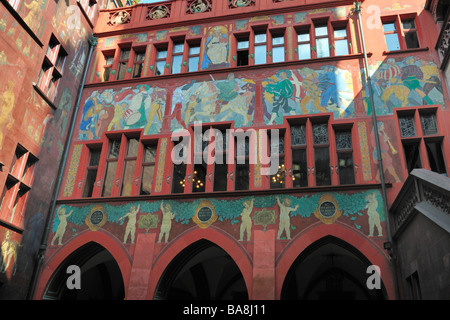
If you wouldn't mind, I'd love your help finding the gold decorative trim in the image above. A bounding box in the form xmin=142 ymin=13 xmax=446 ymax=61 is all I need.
xmin=85 ymin=205 xmax=107 ymax=231
xmin=314 ymin=194 xmax=342 ymax=224
xmin=192 ymin=199 xmax=217 ymax=229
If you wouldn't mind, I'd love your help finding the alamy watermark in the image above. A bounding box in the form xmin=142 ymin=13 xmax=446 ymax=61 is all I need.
xmin=171 ymin=123 xmax=280 ymax=176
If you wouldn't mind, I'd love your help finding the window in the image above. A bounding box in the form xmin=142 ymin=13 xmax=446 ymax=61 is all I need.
xmin=397 ymin=108 xmax=447 ymax=175
xmin=333 ymin=26 xmax=349 ymax=56
xmin=79 ymin=0 xmax=97 ymax=20
xmin=234 ymin=134 xmax=250 ymax=191
xmin=117 ymin=47 xmax=131 ymax=80
xmin=37 ymin=34 xmax=67 ymax=101
xmin=297 ymin=28 xmax=311 ymax=60
xmin=102 ymin=52 xmax=114 ymax=82
xmin=188 ymin=42 xmax=201 ymax=72
xmin=171 ymin=138 xmax=187 ymax=194
xmin=313 ymin=123 xmax=331 ymax=186
xmin=102 ymin=139 xmax=121 ymax=197
xmin=291 ymin=125 xmax=308 ymax=187
xmin=121 ymin=138 xmax=139 ymax=196
xmin=236 ymin=35 xmax=249 ymax=66
xmin=83 ymin=147 xmax=101 ymax=197
xmin=254 ymin=30 xmax=267 ymax=65
xmin=406 ymin=271 xmax=422 ymax=300
xmin=270 ymin=132 xmax=285 ymax=189
xmin=7 ymin=0 xmax=20 ymax=10
xmin=0 ymin=144 xmax=37 ymax=228
xmin=213 ymin=129 xmax=228 ymax=192
xmin=315 ymin=24 xmax=330 ymax=58
xmin=155 ymin=46 xmax=168 ymax=76
xmin=140 ymin=143 xmax=157 ymax=195
xmin=271 ymin=31 xmax=285 ymax=63
xmin=132 ymin=48 xmax=146 ymax=78
xmin=171 ymin=40 xmax=184 ymax=74
xmin=383 ymin=16 xmax=420 ymax=51
xmin=335 ymin=129 xmax=355 ymax=184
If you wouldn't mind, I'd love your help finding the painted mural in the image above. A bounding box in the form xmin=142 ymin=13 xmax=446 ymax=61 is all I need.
xmin=49 ymin=189 xmax=385 ymax=247
xmin=263 ymin=67 xmax=355 ymax=124
xmin=171 ymin=74 xmax=255 ymax=130
xmin=0 ymin=229 xmax=22 ymax=276
xmin=363 ymin=57 xmax=444 ymax=115
xmin=201 ymin=25 xmax=230 ymax=70
xmin=78 ymin=85 xmax=167 ymax=140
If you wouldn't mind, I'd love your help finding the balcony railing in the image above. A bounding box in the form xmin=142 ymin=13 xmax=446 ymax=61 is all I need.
xmin=390 ymin=169 xmax=450 ymax=237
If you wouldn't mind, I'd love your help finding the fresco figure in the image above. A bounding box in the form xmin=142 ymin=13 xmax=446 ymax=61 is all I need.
xmin=276 ymin=196 xmax=298 ymax=240
xmin=1 ymin=231 xmax=21 ymax=274
xmin=239 ymin=198 xmax=254 ymax=241
xmin=0 ymin=81 xmax=15 ymax=146
xmin=119 ymin=204 xmax=140 ymax=244
xmin=365 ymin=193 xmax=383 ymax=237
xmin=401 ymin=57 xmax=433 ymax=106
xmin=51 ymin=207 xmax=73 ymax=246
xmin=202 ymin=26 xmax=229 ymax=69
xmin=318 ymin=66 xmax=353 ymax=117
xmin=298 ymin=67 xmax=326 ymax=114
xmin=264 ymin=70 xmax=294 ymax=124
xmin=370 ymin=122 xmax=401 ymax=183
xmin=158 ymin=201 xmax=176 ymax=243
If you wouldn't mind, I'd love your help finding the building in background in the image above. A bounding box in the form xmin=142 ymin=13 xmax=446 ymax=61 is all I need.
xmin=0 ymin=0 xmax=111 ymax=299
xmin=1 ymin=0 xmax=449 ymax=300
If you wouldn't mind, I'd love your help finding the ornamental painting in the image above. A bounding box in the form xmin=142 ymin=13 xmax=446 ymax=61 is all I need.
xmin=263 ymin=66 xmax=355 ymax=124
xmin=362 ymin=56 xmax=444 ymax=115
xmin=170 ymin=74 xmax=255 ymax=130
xmin=201 ymin=25 xmax=230 ymax=70
xmin=49 ymin=189 xmax=385 ymax=248
xmin=78 ymin=84 xmax=167 ymax=140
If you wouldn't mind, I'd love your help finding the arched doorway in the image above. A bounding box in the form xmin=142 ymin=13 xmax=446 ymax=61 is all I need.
xmin=154 ymin=239 xmax=248 ymax=300
xmin=43 ymin=242 xmax=125 ymax=300
xmin=281 ymin=236 xmax=387 ymax=300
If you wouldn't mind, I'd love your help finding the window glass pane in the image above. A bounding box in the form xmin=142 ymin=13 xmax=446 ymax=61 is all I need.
xmin=298 ymin=32 xmax=310 ymax=42
xmin=315 ymin=147 xmax=331 ymax=186
xmin=83 ymin=169 xmax=97 ymax=197
xmin=157 ymin=49 xmax=167 ymax=59
xmin=108 ymin=140 xmax=121 ymax=158
xmin=335 ymin=131 xmax=352 ymax=150
xmin=272 ymin=46 xmax=285 ymax=63
xmin=172 ymin=164 xmax=186 ymax=193
xmin=237 ymin=40 xmax=249 ymax=49
xmin=403 ymin=142 xmax=422 ymax=173
xmin=292 ymin=148 xmax=307 ymax=187
xmin=272 ymin=36 xmax=284 ymax=45
xmin=135 ymin=52 xmax=145 ymax=62
xmin=120 ymin=48 xmax=130 ymax=60
xmin=385 ymin=33 xmax=401 ymax=51
xmin=117 ymin=62 xmax=127 ymax=80
xmin=270 ymin=157 xmax=285 ymax=189
xmin=102 ymin=161 xmax=117 ymax=197
xmin=399 ymin=116 xmax=416 ymax=137
xmin=316 ymin=38 xmax=330 ymax=58
xmin=335 ymin=39 xmax=349 ymax=56
xmin=425 ymin=141 xmax=446 ymax=174
xmin=132 ymin=63 xmax=143 ymax=78
xmin=254 ymin=45 xmax=267 ymax=64
xmin=140 ymin=165 xmax=154 ymax=195
xmin=189 ymin=45 xmax=200 ymax=55
xmin=235 ymin=163 xmax=249 ymax=190
xmin=337 ymin=152 xmax=355 ymax=184
xmin=103 ymin=67 xmax=111 ymax=81
xmin=121 ymin=160 xmax=136 ymax=196
xmin=255 ymin=33 xmax=266 ymax=43
xmin=214 ymin=154 xmax=228 ymax=192
xmin=313 ymin=123 xmax=329 ymax=144
xmin=172 ymin=55 xmax=183 ymax=74
xmin=405 ymin=31 xmax=419 ymax=49
xmin=420 ymin=113 xmax=438 ymax=135
xmin=192 ymin=162 xmax=206 ymax=192
xmin=402 ymin=19 xmax=416 ymax=30
xmin=298 ymin=43 xmax=311 ymax=60
xmin=334 ymin=28 xmax=347 ymax=38
xmin=143 ymin=145 xmax=157 ymax=163
xmin=105 ymin=56 xmax=114 ymax=65
xmin=89 ymin=149 xmax=101 ymax=166
xmin=127 ymin=138 xmax=139 ymax=157
xmin=383 ymin=22 xmax=397 ymax=32
xmin=156 ymin=61 xmax=165 ymax=75
xmin=173 ymin=43 xmax=184 ymax=53
xmin=315 ymin=25 xmax=328 ymax=36
xmin=188 ymin=56 xmax=199 ymax=72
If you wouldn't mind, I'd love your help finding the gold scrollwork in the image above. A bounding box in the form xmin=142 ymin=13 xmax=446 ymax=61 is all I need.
xmin=192 ymin=199 xmax=217 ymax=229
xmin=314 ymin=194 xmax=342 ymax=224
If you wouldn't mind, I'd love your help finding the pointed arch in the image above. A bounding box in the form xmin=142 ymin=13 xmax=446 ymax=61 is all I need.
xmin=275 ymin=222 xmax=396 ymax=299
xmin=33 ymin=229 xmax=132 ymax=299
xmin=147 ymin=226 xmax=253 ymax=299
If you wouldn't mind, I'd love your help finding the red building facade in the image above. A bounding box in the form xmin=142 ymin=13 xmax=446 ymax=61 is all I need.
xmin=32 ymin=0 xmax=450 ymax=300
